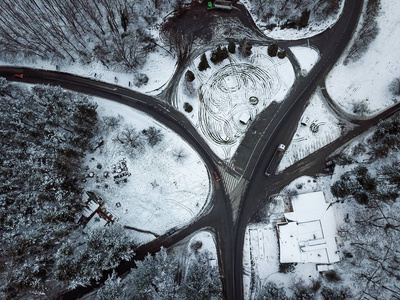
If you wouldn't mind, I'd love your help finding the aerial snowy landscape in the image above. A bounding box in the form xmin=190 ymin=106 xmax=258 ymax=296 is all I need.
xmin=1 ymin=0 xmax=400 ymax=299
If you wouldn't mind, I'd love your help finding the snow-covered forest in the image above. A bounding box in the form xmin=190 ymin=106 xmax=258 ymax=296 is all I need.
xmin=93 ymin=247 xmax=222 ymax=300
xmin=0 ymin=0 xmax=186 ymax=70
xmin=245 ymin=0 xmax=342 ymax=29
xmin=0 ymin=79 xmax=103 ymax=298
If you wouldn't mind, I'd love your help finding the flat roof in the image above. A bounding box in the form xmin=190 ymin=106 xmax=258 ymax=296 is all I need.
xmin=278 ymin=191 xmax=340 ymax=264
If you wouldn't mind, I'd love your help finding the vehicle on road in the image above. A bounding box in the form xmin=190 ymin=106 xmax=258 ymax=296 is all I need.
xmin=213 ymin=170 xmax=220 ymax=181
xmin=265 ymin=144 xmax=285 ymax=177
xmin=166 ymin=228 xmax=176 ymax=237
xmin=14 ymin=74 xmax=23 ymax=78
xmin=324 ymin=160 xmax=335 ymax=172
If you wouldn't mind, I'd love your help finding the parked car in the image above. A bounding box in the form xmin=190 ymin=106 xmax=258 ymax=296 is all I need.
xmin=325 ymin=160 xmax=335 ymax=167
xmin=324 ymin=160 xmax=335 ymax=172
xmin=14 ymin=74 xmax=23 ymax=78
xmin=213 ymin=170 xmax=220 ymax=181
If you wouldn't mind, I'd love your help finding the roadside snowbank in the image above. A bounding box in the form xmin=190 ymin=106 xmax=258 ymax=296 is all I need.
xmin=0 ymin=46 xmax=176 ymax=96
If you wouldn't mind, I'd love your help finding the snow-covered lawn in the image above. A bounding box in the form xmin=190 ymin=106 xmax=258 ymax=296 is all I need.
xmin=278 ymin=89 xmax=342 ymax=171
xmin=326 ymin=0 xmax=400 ymax=116
xmin=186 ymin=230 xmax=218 ymax=267
xmin=177 ymin=46 xmax=295 ymax=160
xmin=0 ymin=46 xmax=176 ymax=95
xmin=289 ymin=46 xmax=320 ymax=74
xmin=83 ymin=97 xmax=210 ymax=244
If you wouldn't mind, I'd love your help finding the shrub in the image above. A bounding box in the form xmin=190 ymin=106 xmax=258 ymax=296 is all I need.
xmin=133 ymin=73 xmax=148 ymax=87
xmin=185 ymin=70 xmax=195 ymax=82
xmin=228 ymin=41 xmax=236 ymax=54
xmin=279 ymin=263 xmax=295 ymax=274
xmin=268 ymin=43 xmax=278 ymax=57
xmin=238 ymin=38 xmax=252 ymax=57
xmin=184 ymin=102 xmax=193 ymax=113
xmin=198 ymin=53 xmax=210 ymax=71
xmin=300 ymin=9 xmax=311 ymax=27
xmin=277 ymin=50 xmax=286 ymax=59
xmin=324 ymin=270 xmax=341 ymax=282
xmin=210 ymin=46 xmax=229 ymax=64
xmin=389 ymin=78 xmax=400 ymax=95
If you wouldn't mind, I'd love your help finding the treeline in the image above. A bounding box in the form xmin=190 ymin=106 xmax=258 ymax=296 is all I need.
xmin=247 ymin=0 xmax=342 ymax=30
xmin=93 ymin=247 xmax=223 ymax=300
xmin=344 ymin=0 xmax=381 ymax=64
xmin=0 ymin=0 xmax=185 ymax=70
xmin=0 ymin=79 xmax=99 ymax=298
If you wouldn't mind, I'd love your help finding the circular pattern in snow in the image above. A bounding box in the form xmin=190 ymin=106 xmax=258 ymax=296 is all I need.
xmin=199 ymin=62 xmax=279 ymax=147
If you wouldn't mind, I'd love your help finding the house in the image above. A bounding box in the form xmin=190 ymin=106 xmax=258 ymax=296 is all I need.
xmin=277 ymin=191 xmax=340 ymax=265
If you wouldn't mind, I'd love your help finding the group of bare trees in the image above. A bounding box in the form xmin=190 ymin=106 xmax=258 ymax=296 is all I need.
xmin=344 ymin=0 xmax=380 ymax=65
xmin=0 ymin=0 xmax=185 ymax=70
xmin=248 ymin=0 xmax=342 ymax=29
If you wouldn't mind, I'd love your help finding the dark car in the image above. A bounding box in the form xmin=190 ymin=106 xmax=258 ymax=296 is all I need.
xmin=14 ymin=74 xmax=23 ymax=79
xmin=213 ymin=170 xmax=220 ymax=181
xmin=166 ymin=228 xmax=176 ymax=237
xmin=325 ymin=160 xmax=335 ymax=167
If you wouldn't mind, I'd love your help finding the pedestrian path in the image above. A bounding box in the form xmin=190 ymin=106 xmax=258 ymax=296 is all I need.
xmin=220 ymin=168 xmax=241 ymax=194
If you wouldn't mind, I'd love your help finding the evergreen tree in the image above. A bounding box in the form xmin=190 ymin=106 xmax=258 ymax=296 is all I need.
xmin=198 ymin=53 xmax=210 ymax=71
xmin=228 ymin=41 xmax=236 ymax=54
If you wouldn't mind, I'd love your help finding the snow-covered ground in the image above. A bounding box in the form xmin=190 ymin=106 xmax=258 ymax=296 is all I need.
xmin=326 ymin=0 xmax=400 ymax=116
xmin=186 ymin=230 xmax=218 ymax=267
xmin=176 ymin=46 xmax=295 ymax=160
xmin=82 ymin=97 xmax=210 ymax=244
xmin=0 ymin=46 xmax=176 ymax=95
xmin=289 ymin=46 xmax=320 ymax=74
xmin=241 ymin=0 xmax=344 ymax=40
xmin=278 ymin=89 xmax=342 ymax=171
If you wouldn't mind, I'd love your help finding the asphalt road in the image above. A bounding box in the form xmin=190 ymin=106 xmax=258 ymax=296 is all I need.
xmin=1 ymin=1 xmax=398 ymax=299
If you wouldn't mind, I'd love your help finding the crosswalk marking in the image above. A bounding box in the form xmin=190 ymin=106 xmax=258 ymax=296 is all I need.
xmin=220 ymin=168 xmax=241 ymax=194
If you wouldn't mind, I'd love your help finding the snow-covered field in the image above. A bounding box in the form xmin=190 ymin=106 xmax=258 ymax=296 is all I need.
xmin=326 ymin=0 xmax=400 ymax=116
xmin=289 ymin=46 xmax=320 ymax=74
xmin=176 ymin=46 xmax=295 ymax=160
xmin=241 ymin=0 xmax=344 ymax=40
xmin=278 ymin=89 xmax=342 ymax=171
xmin=83 ymin=97 xmax=210 ymax=244
xmin=0 ymin=46 xmax=176 ymax=95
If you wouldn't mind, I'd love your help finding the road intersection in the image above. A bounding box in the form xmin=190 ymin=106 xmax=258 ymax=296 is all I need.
xmin=3 ymin=1 xmax=400 ymax=299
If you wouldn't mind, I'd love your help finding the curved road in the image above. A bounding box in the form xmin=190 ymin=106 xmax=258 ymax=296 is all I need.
xmin=2 ymin=1 xmax=398 ymax=299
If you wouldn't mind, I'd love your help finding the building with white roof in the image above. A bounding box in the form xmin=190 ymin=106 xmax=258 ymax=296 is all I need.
xmin=277 ymin=191 xmax=340 ymax=264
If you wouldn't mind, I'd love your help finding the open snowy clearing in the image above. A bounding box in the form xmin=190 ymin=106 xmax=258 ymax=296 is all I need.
xmin=326 ymin=0 xmax=400 ymax=116
xmin=176 ymin=46 xmax=295 ymax=160
xmin=186 ymin=230 xmax=218 ymax=267
xmin=243 ymin=175 xmax=340 ymax=299
xmin=241 ymin=0 xmax=344 ymax=40
xmin=278 ymin=89 xmax=342 ymax=172
xmin=289 ymin=46 xmax=320 ymax=74
xmin=0 ymin=46 xmax=176 ymax=95
xmin=82 ymin=97 xmax=210 ymax=244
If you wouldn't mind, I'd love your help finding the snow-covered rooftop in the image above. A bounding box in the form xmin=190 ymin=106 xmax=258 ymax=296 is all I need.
xmin=278 ymin=191 xmax=340 ymax=264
